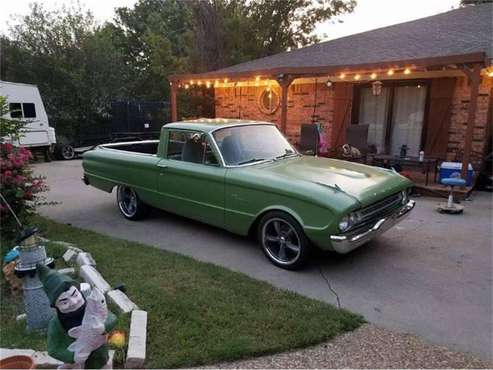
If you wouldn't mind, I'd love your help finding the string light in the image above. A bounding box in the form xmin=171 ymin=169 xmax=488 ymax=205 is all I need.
xmin=370 ymin=72 xmax=377 ymax=79
xmin=224 ymin=78 xmax=229 ymax=84
xmin=488 ymin=70 xmax=493 ymax=78
xmin=197 ymin=80 xmax=202 ymax=86
xmin=387 ymin=69 xmax=394 ymax=76
xmin=404 ymin=68 xmax=411 ymax=75
xmin=184 ymin=84 xmax=190 ymax=89
xmin=190 ymin=80 xmax=194 ymax=85
xmin=354 ymin=74 xmax=361 ymax=80
xmin=214 ymin=80 xmax=219 ymax=88
xmin=206 ymin=81 xmax=211 ymax=88
xmin=339 ymin=73 xmax=346 ymax=79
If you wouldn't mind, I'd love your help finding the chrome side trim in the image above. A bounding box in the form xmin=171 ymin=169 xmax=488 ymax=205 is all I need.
xmin=330 ymin=200 xmax=415 ymax=254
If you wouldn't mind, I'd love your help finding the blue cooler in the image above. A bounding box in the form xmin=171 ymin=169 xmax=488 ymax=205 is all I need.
xmin=439 ymin=162 xmax=474 ymax=186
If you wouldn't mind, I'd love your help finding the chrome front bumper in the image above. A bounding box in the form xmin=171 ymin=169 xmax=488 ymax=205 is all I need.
xmin=330 ymin=200 xmax=415 ymax=254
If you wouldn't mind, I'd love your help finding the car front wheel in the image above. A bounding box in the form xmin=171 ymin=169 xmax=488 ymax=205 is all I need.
xmin=258 ymin=211 xmax=311 ymax=270
xmin=116 ymin=185 xmax=149 ymax=220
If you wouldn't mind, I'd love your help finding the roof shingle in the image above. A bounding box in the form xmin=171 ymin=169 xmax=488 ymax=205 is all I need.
xmin=187 ymin=4 xmax=492 ymax=77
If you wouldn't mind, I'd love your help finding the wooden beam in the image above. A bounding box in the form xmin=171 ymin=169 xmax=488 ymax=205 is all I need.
xmin=461 ymin=63 xmax=481 ymax=179
xmin=277 ymin=75 xmax=295 ymax=134
xmin=170 ymin=82 xmax=178 ymax=122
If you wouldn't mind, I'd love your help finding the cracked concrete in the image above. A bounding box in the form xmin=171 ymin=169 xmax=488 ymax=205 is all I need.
xmin=36 ymin=160 xmax=492 ymax=360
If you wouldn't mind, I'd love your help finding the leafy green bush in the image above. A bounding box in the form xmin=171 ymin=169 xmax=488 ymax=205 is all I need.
xmin=0 ymin=96 xmax=48 ymax=237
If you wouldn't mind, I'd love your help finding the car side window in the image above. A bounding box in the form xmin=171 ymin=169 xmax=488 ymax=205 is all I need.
xmin=167 ymin=131 xmax=219 ymax=166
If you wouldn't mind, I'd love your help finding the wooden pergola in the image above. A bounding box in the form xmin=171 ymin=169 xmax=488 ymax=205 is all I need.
xmin=170 ymin=52 xmax=490 ymax=179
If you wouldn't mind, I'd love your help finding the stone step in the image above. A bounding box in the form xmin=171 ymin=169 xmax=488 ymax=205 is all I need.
xmin=79 ymin=265 xmax=111 ymax=293
xmin=125 ymin=310 xmax=147 ymax=368
xmin=107 ymin=289 xmax=138 ymax=313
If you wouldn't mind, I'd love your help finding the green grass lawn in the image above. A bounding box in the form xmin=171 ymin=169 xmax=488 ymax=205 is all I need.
xmin=1 ymin=215 xmax=364 ymax=368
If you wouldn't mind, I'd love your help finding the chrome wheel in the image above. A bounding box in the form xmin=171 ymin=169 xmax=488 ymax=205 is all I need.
xmin=262 ymin=218 xmax=301 ymax=265
xmin=61 ymin=145 xmax=75 ymax=160
xmin=117 ymin=186 xmax=138 ymax=218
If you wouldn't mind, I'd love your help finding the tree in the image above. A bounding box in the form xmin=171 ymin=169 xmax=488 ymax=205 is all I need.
xmin=4 ymin=3 xmax=130 ymax=140
xmin=111 ymin=0 xmax=191 ymax=100
xmin=187 ymin=0 xmax=356 ymax=71
xmin=0 ymin=96 xmax=25 ymax=141
xmin=461 ymin=0 xmax=492 ymax=5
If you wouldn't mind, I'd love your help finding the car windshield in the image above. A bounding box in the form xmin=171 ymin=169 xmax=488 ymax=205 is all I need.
xmin=213 ymin=125 xmax=297 ymax=166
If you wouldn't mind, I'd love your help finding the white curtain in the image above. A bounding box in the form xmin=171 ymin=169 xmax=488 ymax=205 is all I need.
xmin=390 ymin=85 xmax=427 ymax=157
xmin=358 ymin=87 xmax=390 ymax=154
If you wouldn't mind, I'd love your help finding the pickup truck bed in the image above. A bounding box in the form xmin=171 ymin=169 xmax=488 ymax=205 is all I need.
xmin=98 ymin=140 xmax=159 ymax=155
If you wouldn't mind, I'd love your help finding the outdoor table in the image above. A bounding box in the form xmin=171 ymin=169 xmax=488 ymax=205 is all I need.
xmin=371 ymin=154 xmax=439 ymax=186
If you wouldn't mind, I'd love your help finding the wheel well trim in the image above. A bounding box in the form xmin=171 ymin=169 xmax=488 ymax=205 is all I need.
xmin=248 ymin=205 xmax=305 ymax=237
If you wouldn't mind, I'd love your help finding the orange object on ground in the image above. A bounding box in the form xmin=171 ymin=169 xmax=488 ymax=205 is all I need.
xmin=0 ymin=355 xmax=36 ymax=369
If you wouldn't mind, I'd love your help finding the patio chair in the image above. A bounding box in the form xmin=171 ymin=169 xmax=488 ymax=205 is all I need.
xmin=299 ymin=124 xmax=320 ymax=155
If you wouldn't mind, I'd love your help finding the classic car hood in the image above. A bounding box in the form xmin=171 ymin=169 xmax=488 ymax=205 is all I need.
xmin=256 ymin=156 xmax=412 ymax=207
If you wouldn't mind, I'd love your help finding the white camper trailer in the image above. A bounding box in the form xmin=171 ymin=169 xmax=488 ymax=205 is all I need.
xmin=0 ymin=80 xmax=56 ymax=158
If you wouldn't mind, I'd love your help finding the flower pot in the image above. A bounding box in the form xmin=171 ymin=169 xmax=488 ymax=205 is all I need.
xmin=0 ymin=355 xmax=35 ymax=369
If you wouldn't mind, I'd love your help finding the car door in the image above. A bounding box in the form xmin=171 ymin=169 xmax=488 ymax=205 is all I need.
xmin=157 ymin=130 xmax=226 ymax=228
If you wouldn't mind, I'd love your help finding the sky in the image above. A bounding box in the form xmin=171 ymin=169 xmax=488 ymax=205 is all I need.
xmin=0 ymin=0 xmax=462 ymax=39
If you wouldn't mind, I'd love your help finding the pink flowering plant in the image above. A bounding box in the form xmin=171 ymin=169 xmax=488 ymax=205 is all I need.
xmin=1 ymin=96 xmax=48 ymax=235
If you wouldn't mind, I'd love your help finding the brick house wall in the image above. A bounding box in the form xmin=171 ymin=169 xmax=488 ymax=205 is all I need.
xmin=215 ymin=75 xmax=492 ymax=165
xmin=447 ymin=75 xmax=492 ymax=164
xmin=215 ymin=83 xmax=335 ymax=145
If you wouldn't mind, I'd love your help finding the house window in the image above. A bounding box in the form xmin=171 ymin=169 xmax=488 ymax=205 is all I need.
xmin=355 ymin=81 xmax=428 ymax=156
xmin=258 ymin=88 xmax=280 ymax=114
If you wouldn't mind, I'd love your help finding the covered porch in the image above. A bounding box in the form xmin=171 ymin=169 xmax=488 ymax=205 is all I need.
xmin=170 ymin=51 xmax=491 ymax=191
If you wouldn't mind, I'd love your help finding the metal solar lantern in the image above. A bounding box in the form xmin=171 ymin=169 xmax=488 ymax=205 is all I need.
xmin=14 ymin=227 xmax=54 ymax=331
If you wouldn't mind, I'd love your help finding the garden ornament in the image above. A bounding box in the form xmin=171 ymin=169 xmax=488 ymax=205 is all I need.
xmin=37 ymin=264 xmax=116 ymax=369
xmin=13 ymin=227 xmax=54 ymax=330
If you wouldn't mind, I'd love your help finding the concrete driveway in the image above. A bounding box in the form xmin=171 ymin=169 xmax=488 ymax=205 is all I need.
xmin=36 ymin=160 xmax=492 ymax=360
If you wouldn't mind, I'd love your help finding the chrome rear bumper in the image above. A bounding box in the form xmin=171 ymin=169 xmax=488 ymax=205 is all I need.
xmin=330 ymin=200 xmax=415 ymax=254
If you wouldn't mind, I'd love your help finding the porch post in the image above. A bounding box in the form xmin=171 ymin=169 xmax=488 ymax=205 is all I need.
xmin=461 ymin=63 xmax=481 ymax=180
xmin=170 ymin=81 xmax=178 ymax=122
xmin=277 ymin=74 xmax=295 ymax=134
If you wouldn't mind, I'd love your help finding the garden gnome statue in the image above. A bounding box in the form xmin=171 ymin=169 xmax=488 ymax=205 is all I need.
xmin=37 ymin=264 xmax=116 ymax=369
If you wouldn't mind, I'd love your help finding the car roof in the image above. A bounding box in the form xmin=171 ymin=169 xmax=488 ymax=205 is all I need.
xmin=164 ymin=118 xmax=274 ymax=133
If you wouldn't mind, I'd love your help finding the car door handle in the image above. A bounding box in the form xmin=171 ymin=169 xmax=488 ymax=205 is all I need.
xmin=158 ymin=164 xmax=168 ymax=169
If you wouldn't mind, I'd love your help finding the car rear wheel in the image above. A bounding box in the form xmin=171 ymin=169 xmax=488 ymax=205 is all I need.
xmin=116 ymin=186 xmax=149 ymax=220
xmin=258 ymin=211 xmax=311 ymax=270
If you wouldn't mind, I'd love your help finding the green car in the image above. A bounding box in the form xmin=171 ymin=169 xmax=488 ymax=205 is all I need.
xmin=82 ymin=119 xmax=414 ymax=269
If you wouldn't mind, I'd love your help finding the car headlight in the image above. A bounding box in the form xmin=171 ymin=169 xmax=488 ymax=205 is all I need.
xmin=338 ymin=215 xmax=351 ymax=232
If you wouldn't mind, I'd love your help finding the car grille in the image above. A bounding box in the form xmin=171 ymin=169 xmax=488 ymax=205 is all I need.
xmin=350 ymin=192 xmax=404 ymax=233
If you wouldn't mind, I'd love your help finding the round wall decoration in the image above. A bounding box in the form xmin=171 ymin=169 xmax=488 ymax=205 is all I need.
xmin=257 ymin=88 xmax=280 ymax=114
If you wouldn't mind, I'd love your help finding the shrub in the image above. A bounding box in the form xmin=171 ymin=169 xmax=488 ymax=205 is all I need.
xmin=0 ymin=96 xmax=48 ymax=237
